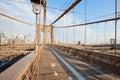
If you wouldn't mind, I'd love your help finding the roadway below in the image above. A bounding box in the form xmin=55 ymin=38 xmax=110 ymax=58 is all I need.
xmin=0 ymin=54 xmax=26 ymax=72
xmin=38 ymin=45 xmax=115 ymax=80
xmin=48 ymin=45 xmax=117 ymax=80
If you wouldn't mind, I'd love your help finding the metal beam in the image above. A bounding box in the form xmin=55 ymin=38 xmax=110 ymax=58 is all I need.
xmin=43 ymin=0 xmax=47 ymax=46
xmin=56 ymin=17 xmax=120 ymax=28
xmin=49 ymin=0 xmax=81 ymax=26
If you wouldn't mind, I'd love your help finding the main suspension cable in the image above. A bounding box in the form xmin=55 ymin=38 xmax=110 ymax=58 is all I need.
xmin=73 ymin=8 xmax=75 ymax=47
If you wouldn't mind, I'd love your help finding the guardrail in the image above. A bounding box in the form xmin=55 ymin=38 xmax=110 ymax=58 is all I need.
xmin=0 ymin=46 xmax=42 ymax=80
xmin=16 ymin=52 xmax=38 ymax=80
xmin=16 ymin=46 xmax=42 ymax=80
xmin=50 ymin=44 xmax=120 ymax=75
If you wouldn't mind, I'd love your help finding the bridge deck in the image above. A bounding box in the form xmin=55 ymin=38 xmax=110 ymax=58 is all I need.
xmin=0 ymin=45 xmax=118 ymax=80
xmin=38 ymin=45 xmax=113 ymax=80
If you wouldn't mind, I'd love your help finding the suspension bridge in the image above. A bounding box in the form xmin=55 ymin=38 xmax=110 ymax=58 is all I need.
xmin=0 ymin=0 xmax=120 ymax=80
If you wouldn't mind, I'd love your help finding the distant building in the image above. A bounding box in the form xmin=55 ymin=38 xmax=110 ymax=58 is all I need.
xmin=78 ymin=41 xmax=81 ymax=45
xmin=13 ymin=37 xmax=20 ymax=44
xmin=8 ymin=39 xmax=12 ymax=44
xmin=0 ymin=32 xmax=7 ymax=38
xmin=0 ymin=32 xmax=8 ymax=45
xmin=110 ymin=39 xmax=120 ymax=45
xmin=12 ymin=34 xmax=16 ymax=40
xmin=24 ymin=35 xmax=27 ymax=41
xmin=110 ymin=39 xmax=115 ymax=45
xmin=0 ymin=33 xmax=29 ymax=44
xmin=13 ymin=35 xmax=26 ymax=44
xmin=0 ymin=38 xmax=5 ymax=45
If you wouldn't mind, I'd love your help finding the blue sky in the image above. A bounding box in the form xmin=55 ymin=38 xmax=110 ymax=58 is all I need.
xmin=0 ymin=0 xmax=120 ymax=44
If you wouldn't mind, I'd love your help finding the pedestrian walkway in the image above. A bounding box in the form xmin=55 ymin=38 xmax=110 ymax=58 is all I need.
xmin=38 ymin=46 xmax=70 ymax=80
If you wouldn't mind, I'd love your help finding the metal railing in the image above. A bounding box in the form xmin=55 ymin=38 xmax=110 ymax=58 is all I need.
xmin=50 ymin=44 xmax=120 ymax=75
xmin=17 ymin=46 xmax=42 ymax=80
xmin=0 ymin=46 xmax=42 ymax=80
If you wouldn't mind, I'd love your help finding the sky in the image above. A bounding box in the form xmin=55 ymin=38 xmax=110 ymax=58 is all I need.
xmin=0 ymin=0 xmax=120 ymax=44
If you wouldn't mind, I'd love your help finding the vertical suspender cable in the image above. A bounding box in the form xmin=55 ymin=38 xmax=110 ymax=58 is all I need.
xmin=60 ymin=19 xmax=62 ymax=45
xmin=63 ymin=28 xmax=65 ymax=45
xmin=104 ymin=22 xmax=107 ymax=46
xmin=79 ymin=26 xmax=81 ymax=46
xmin=61 ymin=28 xmax=62 ymax=45
xmin=84 ymin=0 xmax=87 ymax=45
xmin=115 ymin=0 xmax=118 ymax=56
xmin=60 ymin=28 xmax=61 ymax=45
xmin=79 ymin=25 xmax=82 ymax=46
xmin=66 ymin=14 xmax=67 ymax=45
xmin=90 ymin=24 xmax=92 ymax=45
xmin=82 ymin=26 xmax=84 ymax=45
xmin=73 ymin=8 xmax=75 ymax=47
xmin=96 ymin=23 xmax=98 ymax=45
xmin=62 ymin=17 xmax=64 ymax=45
xmin=39 ymin=0 xmax=42 ymax=45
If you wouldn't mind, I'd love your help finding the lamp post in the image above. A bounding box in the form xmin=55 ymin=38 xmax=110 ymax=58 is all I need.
xmin=30 ymin=0 xmax=44 ymax=80
xmin=30 ymin=0 xmax=43 ymax=53
xmin=31 ymin=0 xmax=46 ymax=47
xmin=43 ymin=0 xmax=47 ymax=46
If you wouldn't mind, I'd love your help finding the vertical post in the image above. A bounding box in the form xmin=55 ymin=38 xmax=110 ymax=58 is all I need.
xmin=43 ymin=0 xmax=47 ymax=46
xmin=36 ymin=13 xmax=40 ymax=53
xmin=51 ymin=26 xmax=54 ymax=44
xmin=31 ymin=1 xmax=42 ymax=80
xmin=115 ymin=0 xmax=117 ymax=56
xmin=35 ymin=13 xmax=40 ymax=80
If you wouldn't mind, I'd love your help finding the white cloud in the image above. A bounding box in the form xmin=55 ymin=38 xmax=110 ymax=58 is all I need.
xmin=0 ymin=1 xmax=12 ymax=13
xmin=0 ymin=0 xmax=35 ymax=23
xmin=1 ymin=0 xmax=120 ymax=44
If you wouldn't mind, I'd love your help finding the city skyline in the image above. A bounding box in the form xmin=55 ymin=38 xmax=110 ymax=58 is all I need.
xmin=0 ymin=32 xmax=34 ymax=44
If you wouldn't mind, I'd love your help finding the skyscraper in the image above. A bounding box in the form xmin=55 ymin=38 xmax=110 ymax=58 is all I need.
xmin=0 ymin=32 xmax=8 ymax=45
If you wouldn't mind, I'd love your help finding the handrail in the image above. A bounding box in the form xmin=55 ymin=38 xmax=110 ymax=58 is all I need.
xmin=50 ymin=44 xmax=120 ymax=75
xmin=0 ymin=46 xmax=43 ymax=80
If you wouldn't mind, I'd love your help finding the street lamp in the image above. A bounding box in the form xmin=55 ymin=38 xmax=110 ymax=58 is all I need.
xmin=31 ymin=0 xmax=44 ymax=12
xmin=32 ymin=3 xmax=40 ymax=14
xmin=32 ymin=3 xmax=40 ymax=25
